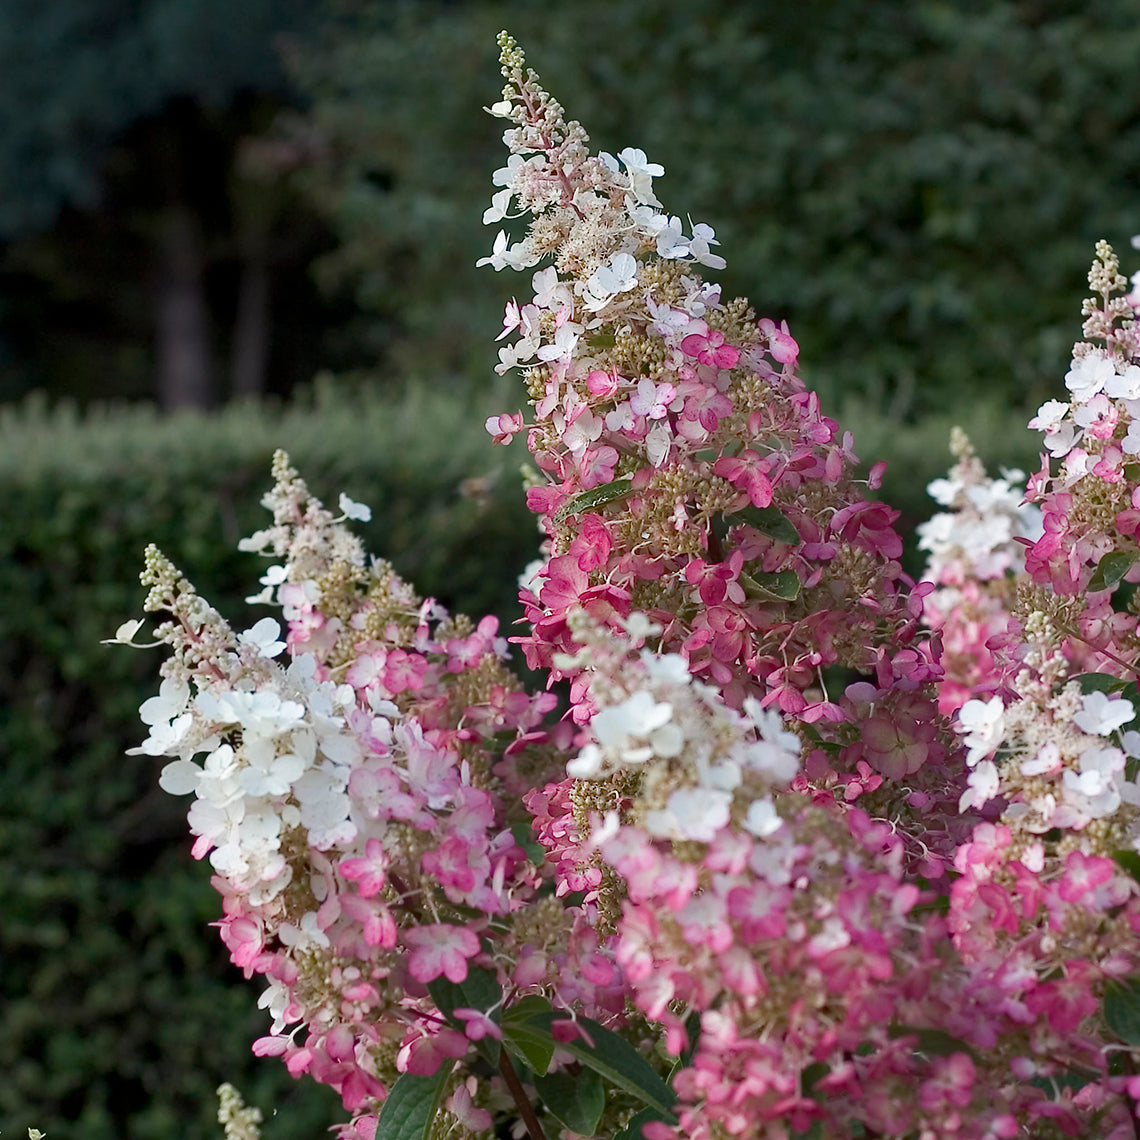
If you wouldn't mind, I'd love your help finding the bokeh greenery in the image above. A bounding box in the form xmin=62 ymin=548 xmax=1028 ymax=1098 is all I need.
xmin=284 ymin=0 xmax=1140 ymax=417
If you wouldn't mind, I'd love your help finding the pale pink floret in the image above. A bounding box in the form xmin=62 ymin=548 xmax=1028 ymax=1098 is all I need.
xmin=403 ymin=924 xmax=481 ymax=983
xmin=398 ymin=1027 xmax=470 ymax=1075
xmin=339 ymin=838 xmax=389 ymax=897
xmin=486 ymin=411 xmax=524 ymax=444
xmin=454 ymin=1007 xmax=503 ymax=1041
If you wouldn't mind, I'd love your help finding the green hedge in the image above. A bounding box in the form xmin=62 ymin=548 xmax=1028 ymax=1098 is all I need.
xmin=0 ymin=377 xmax=1036 ymax=1139
xmin=0 ymin=379 xmax=535 ymax=1140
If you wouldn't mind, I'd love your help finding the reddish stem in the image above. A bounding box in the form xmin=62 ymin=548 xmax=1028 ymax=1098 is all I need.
xmin=498 ymin=1048 xmax=548 ymax=1140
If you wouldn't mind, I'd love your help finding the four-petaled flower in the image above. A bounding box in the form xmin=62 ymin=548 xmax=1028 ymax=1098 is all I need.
xmin=404 ymin=924 xmax=481 ymax=983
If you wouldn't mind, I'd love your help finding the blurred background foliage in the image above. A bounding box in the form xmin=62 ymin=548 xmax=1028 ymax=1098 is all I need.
xmin=0 ymin=0 xmax=1136 ymax=1137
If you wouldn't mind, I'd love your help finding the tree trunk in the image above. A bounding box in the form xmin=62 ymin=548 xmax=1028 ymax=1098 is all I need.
xmin=155 ymin=202 xmax=214 ymax=410
xmin=230 ymin=250 xmax=270 ymax=397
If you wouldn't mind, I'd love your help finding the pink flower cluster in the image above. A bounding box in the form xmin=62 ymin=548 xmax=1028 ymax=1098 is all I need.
xmin=917 ymin=428 xmax=1042 ymax=713
xmin=1019 ymin=242 xmax=1140 ymax=671
xmin=482 ymin=42 xmax=956 ymax=818
xmin=133 ymin=458 xmax=584 ymax=1137
xmin=122 ymin=34 xmax=1140 ymax=1140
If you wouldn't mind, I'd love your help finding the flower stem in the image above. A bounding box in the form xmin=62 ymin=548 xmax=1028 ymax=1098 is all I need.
xmin=498 ymin=1048 xmax=548 ymax=1140
xmin=1121 ymin=1052 xmax=1140 ymax=1140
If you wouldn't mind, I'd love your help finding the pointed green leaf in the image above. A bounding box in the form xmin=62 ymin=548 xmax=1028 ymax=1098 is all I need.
xmin=510 ymin=822 xmax=547 ymax=868
xmin=1105 ymin=978 xmax=1140 ymax=1044
xmin=534 ymin=1068 xmax=605 ymax=1136
xmin=887 ymin=1024 xmax=979 ymax=1062
xmin=740 ymin=569 xmax=800 ymax=602
xmin=502 ymin=1021 xmax=556 ymax=1077
xmin=615 ymin=1108 xmax=673 ymax=1140
xmin=730 ymin=504 xmax=800 ymax=546
xmin=428 ymin=967 xmax=501 ymax=1064
xmin=1089 ymin=551 xmax=1136 ymax=593
xmin=526 ymin=1013 xmax=676 ymax=1120
xmin=1076 ymin=672 xmax=1134 ymax=696
xmin=374 ymin=1064 xmax=454 ymax=1140
xmin=679 ymin=1010 xmax=701 ymax=1069
xmin=553 ymin=478 xmax=633 ymax=523
xmin=1114 ymin=850 xmax=1140 ymax=883
xmin=502 ymin=995 xmax=554 ymax=1025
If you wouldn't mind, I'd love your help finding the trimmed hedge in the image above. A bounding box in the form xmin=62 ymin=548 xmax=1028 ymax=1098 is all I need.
xmin=0 ymin=380 xmax=535 ymax=1140
xmin=0 ymin=377 xmax=1034 ymax=1139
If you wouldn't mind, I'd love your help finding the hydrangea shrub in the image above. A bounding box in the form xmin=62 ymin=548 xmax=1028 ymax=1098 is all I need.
xmin=121 ymin=34 xmax=1140 ymax=1140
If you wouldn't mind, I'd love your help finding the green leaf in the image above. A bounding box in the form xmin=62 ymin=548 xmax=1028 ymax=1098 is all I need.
xmin=374 ymin=1064 xmax=455 ymax=1140
xmin=740 ymin=569 xmax=800 ymax=601
xmin=553 ymin=478 xmax=633 ymax=523
xmin=502 ymin=1021 xmax=556 ymax=1077
xmin=510 ymin=822 xmax=547 ymax=868
xmin=791 ymin=1124 xmax=824 ymax=1140
xmin=1076 ymin=672 xmax=1134 ymax=696
xmin=730 ymin=503 xmax=800 ymax=546
xmin=614 ymin=1107 xmax=672 ymax=1140
xmin=1030 ymin=1069 xmax=1100 ymax=1097
xmin=887 ymin=1024 xmax=979 ymax=1062
xmin=1105 ymin=977 xmax=1140 ymax=1044
xmin=800 ymin=1061 xmax=829 ymax=1096
xmin=534 ymin=1068 xmax=605 ymax=1136
xmin=502 ymin=995 xmax=554 ymax=1025
xmin=679 ymin=1009 xmax=701 ymax=1068
xmin=428 ymin=967 xmax=502 ymax=1065
xmin=526 ymin=1013 xmax=677 ymax=1120
xmin=1089 ymin=551 xmax=1137 ymax=593
xmin=1115 ymin=850 xmax=1140 ymax=883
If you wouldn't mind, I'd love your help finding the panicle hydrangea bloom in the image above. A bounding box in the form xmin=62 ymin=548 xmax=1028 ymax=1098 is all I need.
xmin=1020 ymin=242 xmax=1140 ymax=668
xmin=479 ymin=33 xmax=962 ymax=849
xmin=128 ymin=452 xmax=624 ymax=1138
xmin=916 ymin=241 xmax=1140 ymax=1140
xmin=918 ymin=428 xmax=1042 ymax=713
xmin=528 ymin=612 xmax=1140 ymax=1139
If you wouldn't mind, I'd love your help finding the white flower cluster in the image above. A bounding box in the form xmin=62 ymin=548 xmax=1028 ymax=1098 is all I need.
xmin=237 ymin=452 xmax=370 ymax=590
xmin=563 ymin=615 xmax=800 ymax=844
xmin=478 ymin=77 xmax=726 ymax=298
xmin=135 ymin=648 xmax=365 ymax=905
xmin=1027 ymin=349 xmax=1140 ymax=469
xmin=956 ymin=688 xmax=1140 ymax=836
xmin=919 ymin=463 xmax=1041 ymax=582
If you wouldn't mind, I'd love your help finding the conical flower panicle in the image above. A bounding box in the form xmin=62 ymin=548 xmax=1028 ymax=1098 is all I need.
xmin=917 ymin=428 xmax=1041 ymax=714
xmin=128 ymin=454 xmax=574 ymax=1136
xmin=481 ymin=32 xmax=955 ymax=800
xmin=1020 ymin=241 xmax=1140 ymax=677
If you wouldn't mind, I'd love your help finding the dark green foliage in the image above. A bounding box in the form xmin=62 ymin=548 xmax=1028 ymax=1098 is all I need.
xmin=0 ymin=381 xmax=534 ymax=1140
xmin=286 ymin=0 xmax=1140 ymax=417
xmin=372 ymin=1065 xmax=455 ymax=1140
xmin=0 ymin=0 xmax=342 ymax=411
xmin=0 ymin=0 xmax=312 ymax=235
